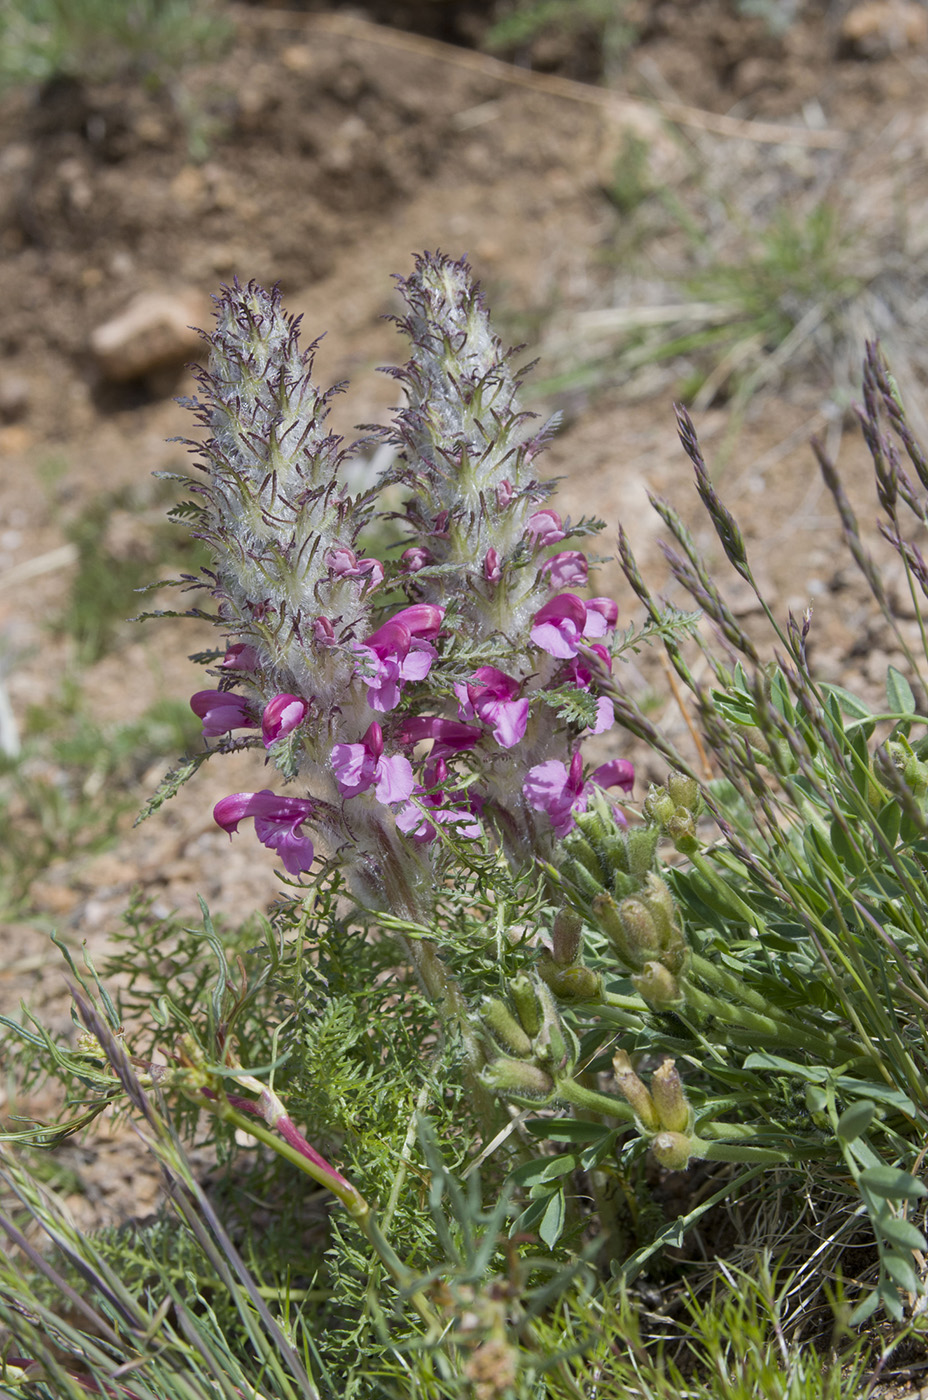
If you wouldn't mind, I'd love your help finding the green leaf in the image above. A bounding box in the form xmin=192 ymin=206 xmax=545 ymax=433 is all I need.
xmin=859 ymin=1166 xmax=928 ymax=1199
xmin=538 ymin=1189 xmax=565 ymax=1249
xmin=883 ymin=1251 xmax=922 ymax=1294
xmin=744 ymin=1053 xmax=828 ymax=1083
xmin=877 ymin=1214 xmax=927 ymax=1251
xmin=820 ymin=684 xmax=873 ymax=721
xmin=510 ymin=1154 xmax=578 ymax=1188
xmin=876 ymin=800 xmax=901 ymax=846
xmin=836 ymin=1101 xmax=875 ymax=1143
xmin=886 ymin=665 xmax=916 ymax=718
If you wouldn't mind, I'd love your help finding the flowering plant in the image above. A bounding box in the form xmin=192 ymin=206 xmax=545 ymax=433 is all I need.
xmin=167 ymin=254 xmax=635 ymax=916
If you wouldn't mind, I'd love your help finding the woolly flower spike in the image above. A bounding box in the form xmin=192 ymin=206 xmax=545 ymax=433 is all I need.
xmin=331 ymin=722 xmax=415 ymax=804
xmin=524 ymin=753 xmax=634 ymax=837
xmin=190 ymin=690 xmax=258 ymax=738
xmin=186 ymin=280 xmax=379 ymax=708
xmin=214 ymin=790 xmax=316 ymax=876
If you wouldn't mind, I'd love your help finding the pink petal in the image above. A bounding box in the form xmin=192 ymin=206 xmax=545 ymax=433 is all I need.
xmin=374 ymin=754 xmax=415 ymax=804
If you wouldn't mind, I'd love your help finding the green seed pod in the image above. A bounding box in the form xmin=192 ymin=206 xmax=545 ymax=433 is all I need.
xmin=618 ymin=898 xmax=663 ymax=963
xmin=625 ymin=824 xmax=661 ymax=881
xmin=599 ymin=831 xmax=631 ymax=879
xmin=481 ymin=998 xmax=533 ymax=1058
xmin=650 ymin=1058 xmax=692 ymax=1135
xmin=563 ymin=834 xmax=606 ymax=885
xmin=537 ymin=956 xmax=604 ymax=1005
xmin=532 ymin=980 xmax=570 ymax=1070
xmin=651 ymin=1131 xmax=694 ymax=1171
xmin=482 ymin=1058 xmax=556 ymax=1103
xmin=667 ymin=773 xmax=699 ymax=812
xmin=510 ymin=974 xmax=542 ymax=1038
xmin=612 ymin=869 xmax=637 ymax=901
xmin=631 ymin=961 xmax=683 ymax=1009
xmin=665 ymin=808 xmax=699 ymax=854
xmin=564 ymin=859 xmax=607 ymax=907
xmin=613 ymin=1050 xmax=659 ymax=1132
xmin=551 ymin=907 xmax=583 ymax=966
xmin=643 ymin=785 xmax=674 ymax=826
xmin=591 ymin=892 xmax=635 ymax=966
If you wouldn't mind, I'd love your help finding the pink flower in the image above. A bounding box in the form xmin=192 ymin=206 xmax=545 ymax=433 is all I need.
xmin=190 ymin=690 xmax=258 ymax=738
xmin=220 ymin=643 xmax=259 ymax=672
xmin=313 ymin=617 xmax=337 ymax=647
xmin=354 ymin=604 xmax=445 ymax=712
xmin=526 ymin=509 xmax=565 ymax=548
xmin=326 ymin=546 xmax=384 ymax=590
xmin=331 ymin=722 xmax=415 ymax=804
xmin=395 ymin=760 xmax=483 ymax=844
xmin=214 ymin=790 xmax=316 ymax=876
xmin=496 ymin=479 xmax=513 ymax=509
xmin=543 ymin=551 xmax=588 ymax=590
xmin=262 ymin=693 xmax=307 ymax=748
xmin=454 ymin=666 xmax=529 ymax=749
xmin=586 ymin=596 xmax=619 ymax=634
xmin=530 ymin=594 xmax=588 ymax=658
xmin=523 ymin=752 xmax=633 ymax=837
xmin=483 ymin=548 xmax=501 ymax=582
xmin=396 ymin=715 xmax=482 ymax=761
xmin=531 ymin=593 xmax=619 ymax=658
xmin=401 ymin=546 xmax=433 ymax=573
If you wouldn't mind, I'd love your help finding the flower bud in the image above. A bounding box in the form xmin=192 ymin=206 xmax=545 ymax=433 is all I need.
xmin=482 ymin=1058 xmax=556 ymax=1103
xmin=612 ymin=1050 xmax=659 ymax=1132
xmin=632 ymin=961 xmax=683 ymax=1009
xmin=650 ymin=1131 xmax=693 ymax=1171
xmin=650 ymin=1058 xmax=692 ymax=1135
xmin=481 ymin=998 xmax=533 ymax=1059
xmin=551 ymin=907 xmax=583 ymax=966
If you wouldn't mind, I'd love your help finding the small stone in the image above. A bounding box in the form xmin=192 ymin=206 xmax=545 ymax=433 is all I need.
xmin=841 ymin=0 xmax=928 ymax=54
xmin=90 ymin=289 xmax=209 ymax=383
xmin=0 ymin=372 xmax=29 ymax=423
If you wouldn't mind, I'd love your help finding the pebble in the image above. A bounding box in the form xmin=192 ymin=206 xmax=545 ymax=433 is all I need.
xmin=89 ymin=288 xmax=209 ymax=383
xmin=0 ymin=371 xmax=29 ymax=422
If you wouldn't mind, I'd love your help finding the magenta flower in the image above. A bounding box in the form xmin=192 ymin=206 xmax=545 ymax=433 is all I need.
xmin=331 ymin=721 xmax=415 ymax=804
xmin=401 ymin=546 xmax=433 ymax=573
xmin=530 ymin=593 xmax=588 ymax=659
xmin=220 ymin=643 xmax=259 ymax=671
xmin=395 ymin=760 xmax=483 ymax=844
xmin=543 ymin=551 xmax=588 ymax=590
xmin=483 ymin=547 xmax=501 ymax=582
xmin=262 ymin=693 xmax=307 ymax=748
xmin=326 ymin=546 xmax=384 ymax=590
xmin=526 ymin=509 xmax=565 ymax=548
xmin=531 ymin=593 xmax=619 ymax=658
xmin=454 ymin=666 xmax=529 ymax=749
xmin=523 ymin=752 xmax=634 ymax=837
xmin=214 ymin=790 xmax=316 ymax=876
xmin=586 ymin=596 xmax=619 ymax=634
xmin=313 ymin=617 xmax=337 ymax=647
xmin=190 ymin=690 xmax=258 ymax=738
xmin=354 ymin=604 xmax=445 ymax=711
xmin=397 ymin=715 xmax=482 ymax=761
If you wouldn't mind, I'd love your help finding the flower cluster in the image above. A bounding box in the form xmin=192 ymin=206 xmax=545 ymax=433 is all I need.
xmin=174 ymin=256 xmax=633 ymax=913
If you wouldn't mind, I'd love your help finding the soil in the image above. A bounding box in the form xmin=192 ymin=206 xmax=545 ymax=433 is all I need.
xmin=2 ymin=0 xmax=928 ymax=1376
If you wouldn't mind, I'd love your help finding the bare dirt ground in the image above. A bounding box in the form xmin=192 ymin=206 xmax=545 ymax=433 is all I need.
xmin=2 ymin=1 xmax=928 ymax=1329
